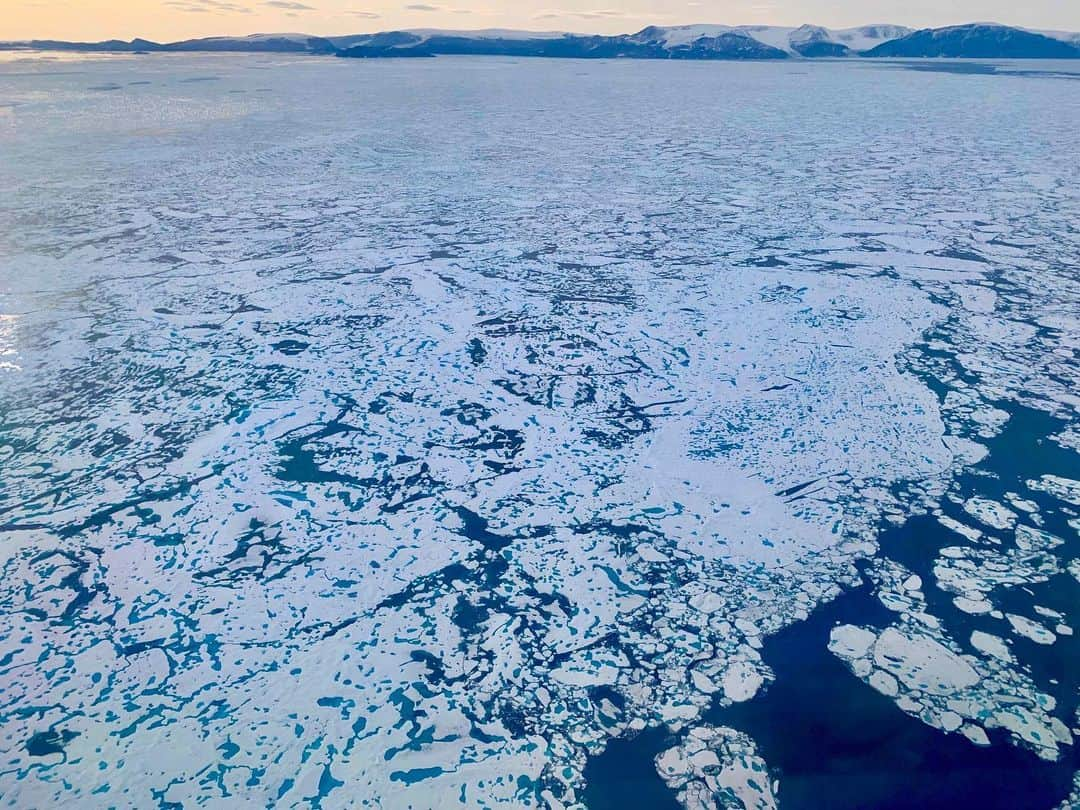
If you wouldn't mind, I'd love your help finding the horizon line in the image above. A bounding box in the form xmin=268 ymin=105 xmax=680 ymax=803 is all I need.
xmin=6 ymin=20 xmax=1080 ymax=46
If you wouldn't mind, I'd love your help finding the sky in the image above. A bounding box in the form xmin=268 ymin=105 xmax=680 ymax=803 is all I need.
xmin=5 ymin=0 xmax=1079 ymax=42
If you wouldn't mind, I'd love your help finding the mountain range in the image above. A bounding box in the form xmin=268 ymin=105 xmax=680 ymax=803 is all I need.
xmin=3 ymin=23 xmax=1079 ymax=60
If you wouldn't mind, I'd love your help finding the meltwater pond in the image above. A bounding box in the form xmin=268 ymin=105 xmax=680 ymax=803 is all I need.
xmin=0 ymin=54 xmax=1077 ymax=809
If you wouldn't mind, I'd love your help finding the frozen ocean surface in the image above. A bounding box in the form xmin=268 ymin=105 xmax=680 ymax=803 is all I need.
xmin=0 ymin=53 xmax=1077 ymax=808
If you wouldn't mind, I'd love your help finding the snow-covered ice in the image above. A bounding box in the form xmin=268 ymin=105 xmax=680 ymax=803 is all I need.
xmin=0 ymin=53 xmax=1077 ymax=808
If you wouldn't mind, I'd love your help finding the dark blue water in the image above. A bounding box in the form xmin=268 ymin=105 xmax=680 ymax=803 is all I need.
xmin=583 ymin=726 xmax=682 ymax=810
xmin=584 ymin=402 xmax=1078 ymax=808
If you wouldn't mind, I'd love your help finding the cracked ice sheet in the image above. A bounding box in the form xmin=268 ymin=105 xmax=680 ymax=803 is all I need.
xmin=0 ymin=229 xmax=945 ymax=807
xmin=0 ymin=54 xmax=1078 ymax=807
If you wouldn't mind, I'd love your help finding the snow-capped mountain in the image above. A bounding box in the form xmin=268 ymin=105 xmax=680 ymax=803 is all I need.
xmin=3 ymin=22 xmax=1078 ymax=60
xmin=632 ymin=24 xmax=913 ymax=57
xmin=332 ymin=24 xmax=918 ymax=60
xmin=167 ymin=33 xmax=338 ymax=53
xmin=865 ymin=23 xmax=1080 ymax=58
xmin=334 ymin=28 xmax=792 ymax=59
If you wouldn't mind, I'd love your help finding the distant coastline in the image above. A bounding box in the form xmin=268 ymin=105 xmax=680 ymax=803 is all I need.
xmin=2 ymin=23 xmax=1079 ymax=60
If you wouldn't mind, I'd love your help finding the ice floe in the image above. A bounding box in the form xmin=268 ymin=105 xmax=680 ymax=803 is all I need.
xmin=656 ymin=725 xmax=777 ymax=810
xmin=830 ymin=561 xmax=1071 ymax=762
xmin=0 ymin=53 xmax=1077 ymax=807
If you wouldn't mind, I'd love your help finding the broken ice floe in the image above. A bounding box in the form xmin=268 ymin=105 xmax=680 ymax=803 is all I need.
xmin=1 ymin=54 xmax=1079 ymax=807
xmin=1027 ymin=476 xmax=1080 ymax=507
xmin=656 ymin=725 xmax=777 ymax=810
xmin=830 ymin=561 xmax=1071 ymax=761
xmin=962 ymin=497 xmax=1018 ymax=530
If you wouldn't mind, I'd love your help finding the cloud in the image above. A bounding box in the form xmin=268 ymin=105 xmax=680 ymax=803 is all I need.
xmin=402 ymin=3 xmax=471 ymax=14
xmin=164 ymin=0 xmax=252 ymax=13
xmin=347 ymin=10 xmax=381 ymax=17
xmin=534 ymin=8 xmax=626 ymax=20
xmin=263 ymin=0 xmax=315 ymax=9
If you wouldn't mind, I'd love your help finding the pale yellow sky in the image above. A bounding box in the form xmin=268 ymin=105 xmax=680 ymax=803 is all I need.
xmin=5 ymin=0 xmax=1079 ymax=43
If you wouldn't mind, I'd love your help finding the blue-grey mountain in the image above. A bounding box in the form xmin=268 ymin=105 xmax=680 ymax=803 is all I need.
xmin=3 ymin=23 xmax=1079 ymax=60
xmin=865 ymin=24 xmax=1080 ymax=58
